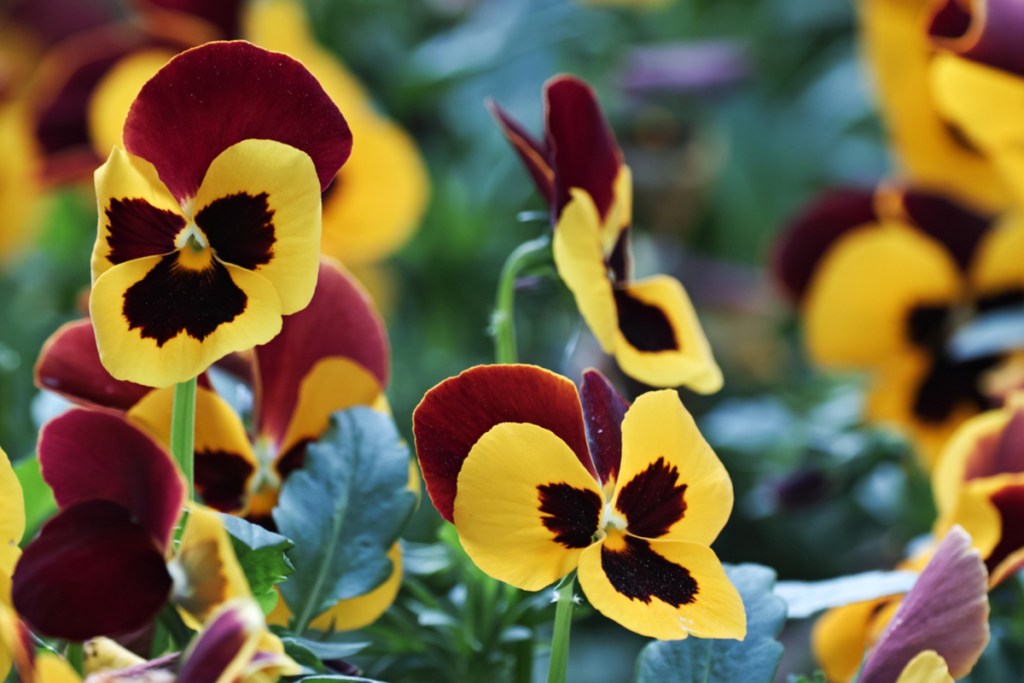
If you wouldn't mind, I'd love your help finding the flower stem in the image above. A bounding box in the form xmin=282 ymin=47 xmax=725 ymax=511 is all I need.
xmin=492 ymin=235 xmax=551 ymax=364
xmin=170 ymin=376 xmax=197 ymax=499
xmin=546 ymin=574 xmax=576 ymax=683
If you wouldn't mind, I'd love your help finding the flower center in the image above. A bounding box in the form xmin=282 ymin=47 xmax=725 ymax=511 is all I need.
xmin=174 ymin=223 xmax=213 ymax=271
xmin=600 ymin=502 xmax=627 ymax=533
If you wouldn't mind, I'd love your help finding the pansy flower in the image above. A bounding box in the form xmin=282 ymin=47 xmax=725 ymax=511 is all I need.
xmin=34 ymin=259 xmax=400 ymax=631
xmin=927 ymin=0 xmax=1024 ymax=208
xmin=857 ymin=0 xmax=1007 ymax=210
xmin=89 ymin=40 xmax=351 ymax=387
xmin=11 ymin=409 xmax=250 ymax=639
xmin=773 ymin=185 xmax=1024 ymax=466
xmin=930 ymin=393 xmax=1024 ymax=586
xmin=490 ymin=77 xmax=721 ymax=392
xmin=0 ymin=446 xmax=24 ymax=683
xmin=413 ymin=364 xmax=744 ymax=639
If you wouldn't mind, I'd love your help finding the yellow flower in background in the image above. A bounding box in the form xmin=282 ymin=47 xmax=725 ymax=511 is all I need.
xmin=0 ymin=102 xmax=41 ymax=265
xmin=0 ymin=446 xmax=25 ymax=683
xmin=859 ymin=0 xmax=1007 ymax=210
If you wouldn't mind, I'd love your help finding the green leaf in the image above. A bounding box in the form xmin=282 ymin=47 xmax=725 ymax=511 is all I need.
xmin=633 ymin=564 xmax=787 ymax=683
xmin=775 ymin=569 xmax=916 ymax=618
xmin=14 ymin=456 xmax=56 ymax=541
xmin=281 ymin=636 xmax=368 ymax=672
xmin=274 ymin=408 xmax=417 ymax=631
xmin=294 ymin=676 xmax=385 ymax=683
xmin=218 ymin=514 xmax=295 ymax=614
xmin=787 ymin=672 xmax=827 ymax=683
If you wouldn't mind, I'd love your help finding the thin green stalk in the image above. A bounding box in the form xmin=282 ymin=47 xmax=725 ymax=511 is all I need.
xmin=546 ymin=575 xmax=576 ymax=683
xmin=514 ymin=636 xmax=535 ymax=683
xmin=170 ymin=376 xmax=197 ymax=499
xmin=492 ymin=235 xmax=551 ymax=364
xmin=66 ymin=642 xmax=84 ymax=675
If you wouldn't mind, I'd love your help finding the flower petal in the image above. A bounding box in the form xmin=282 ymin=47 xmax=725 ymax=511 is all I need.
xmin=487 ymin=98 xmax=554 ymax=207
xmin=0 ymin=447 xmax=24 ymax=579
xmin=895 ymin=651 xmax=953 ymax=683
xmin=178 ymin=600 xmax=263 ymax=683
xmin=12 ymin=500 xmax=171 ymax=640
xmin=39 ymin=409 xmax=184 ymax=548
xmin=123 ymin=41 xmax=350 ymax=201
xmin=970 ymin=213 xmax=1024 ymax=296
xmin=803 ymin=224 xmax=961 ymax=367
xmin=578 ymin=536 xmax=744 ymax=640
xmin=414 ymin=364 xmax=594 ymax=522
xmin=193 ymin=138 xmax=322 ymax=314
xmin=90 ymin=253 xmax=282 ymax=387
xmin=453 ymin=422 xmax=602 ymax=591
xmin=545 ymin=75 xmax=623 ymax=220
xmin=128 ymin=386 xmax=257 ymax=514
xmin=171 ymin=506 xmax=251 ymax=627
xmin=34 ymin=319 xmax=151 ymax=411
xmin=91 ymin=146 xmax=184 ymax=283
xmin=772 ymin=187 xmax=877 ymax=303
xmin=859 ymin=526 xmax=989 ymax=682
xmin=580 ymin=368 xmax=629 ymax=490
xmin=812 ymin=597 xmax=894 ymax=683
xmin=254 ymin=259 xmax=389 ymax=446
xmin=899 ymin=189 xmax=991 ymax=272
xmin=614 ymin=389 xmax=732 ymax=544
xmin=928 ymin=0 xmax=1024 ymax=75
xmin=612 ymin=276 xmax=722 ymax=393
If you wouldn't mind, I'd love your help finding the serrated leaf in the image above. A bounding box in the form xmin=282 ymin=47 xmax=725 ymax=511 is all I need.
xmin=219 ymin=514 xmax=294 ymax=614
xmin=634 ymin=564 xmax=787 ymax=683
xmin=775 ymin=570 xmax=917 ymax=619
xmin=274 ymin=408 xmax=417 ymax=630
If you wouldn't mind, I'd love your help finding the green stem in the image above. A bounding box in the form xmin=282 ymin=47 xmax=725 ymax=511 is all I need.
xmin=514 ymin=636 xmax=535 ymax=683
xmin=170 ymin=376 xmax=197 ymax=500
xmin=66 ymin=642 xmax=84 ymax=675
xmin=492 ymin=235 xmax=551 ymax=364
xmin=546 ymin=575 xmax=576 ymax=683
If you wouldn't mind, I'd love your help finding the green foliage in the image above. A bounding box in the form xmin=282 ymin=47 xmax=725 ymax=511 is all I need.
xmin=633 ymin=564 xmax=786 ymax=683
xmin=274 ymin=408 xmax=417 ymax=632
xmin=13 ymin=456 xmax=55 ymax=541
xmin=788 ymin=672 xmax=827 ymax=683
xmin=280 ymin=636 xmax=369 ymax=674
xmin=219 ymin=514 xmax=295 ymax=614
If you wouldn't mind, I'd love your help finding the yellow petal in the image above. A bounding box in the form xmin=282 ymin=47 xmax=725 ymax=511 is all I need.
xmin=804 ymin=224 xmax=961 ymax=367
xmin=613 ymin=389 xmax=732 ymax=544
xmin=813 ymin=597 xmax=892 ymax=683
xmin=34 ymin=654 xmax=82 ymax=683
xmin=83 ymin=637 xmax=145 ymax=675
xmin=612 ymin=276 xmax=723 ymax=392
xmin=0 ymin=103 xmax=41 ymax=265
xmin=0 ymin=447 xmax=24 ymax=579
xmin=931 ymin=406 xmax=1013 ymax=517
xmin=970 ymin=212 xmax=1024 ymax=296
xmin=88 ymin=49 xmax=175 ymax=160
xmin=453 ymin=422 xmax=603 ymax=591
xmin=193 ymin=139 xmax=322 ymax=315
xmin=90 ymin=254 xmax=282 ymax=387
xmin=577 ymin=535 xmax=744 ymax=640
xmin=896 ymin=650 xmax=954 ymax=683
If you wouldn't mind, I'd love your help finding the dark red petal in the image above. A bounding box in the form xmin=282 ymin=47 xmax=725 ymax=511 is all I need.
xmin=486 ymin=98 xmax=555 ymax=207
xmin=178 ymin=602 xmax=260 ymax=681
xmin=964 ymin=406 xmax=1024 ymax=480
xmin=6 ymin=0 xmax=118 ymax=47
xmin=929 ymin=0 xmax=1024 ymax=76
xmin=984 ymin=484 xmax=1024 ymax=575
xmin=771 ymin=187 xmax=876 ymax=302
xmin=11 ymin=500 xmax=171 ymax=641
xmin=580 ymin=368 xmax=628 ymax=488
xmin=194 ymin=449 xmax=256 ymax=513
xmin=860 ymin=526 xmax=989 ymax=682
xmin=39 ymin=409 xmax=184 ymax=548
xmin=413 ymin=364 xmax=594 ymax=522
xmin=544 ymin=75 xmax=623 ymax=220
xmin=254 ymin=259 xmax=389 ymax=445
xmin=34 ymin=319 xmax=151 ymax=410
xmin=901 ymin=190 xmax=992 ymax=271
xmin=123 ymin=41 xmax=351 ymax=201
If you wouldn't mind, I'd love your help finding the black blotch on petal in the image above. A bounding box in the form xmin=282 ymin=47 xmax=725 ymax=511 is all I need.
xmin=195 ymin=450 xmax=256 ymax=512
xmin=195 ymin=192 xmax=275 ymax=270
xmin=913 ymin=355 xmax=1000 ymax=424
xmin=986 ymin=485 xmax=1024 ymax=573
xmin=106 ymin=198 xmax=185 ymax=265
xmin=601 ymin=535 xmax=698 ymax=606
xmin=122 ymin=252 xmax=247 ymax=346
xmin=615 ymin=456 xmax=687 ymax=538
xmin=276 ymin=437 xmax=313 ymax=479
xmin=538 ymin=482 xmax=602 ymax=549
xmin=614 ymin=289 xmax=678 ymax=352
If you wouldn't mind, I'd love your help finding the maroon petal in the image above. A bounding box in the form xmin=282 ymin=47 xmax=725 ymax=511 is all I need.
xmin=964 ymin=405 xmax=1024 ymax=480
xmin=178 ymin=601 xmax=261 ymax=681
xmin=133 ymin=0 xmax=243 ymax=39
xmin=38 ymin=409 xmax=184 ymax=549
xmin=580 ymin=368 xmax=629 ymax=488
xmin=486 ymin=98 xmax=555 ymax=207
xmin=253 ymin=259 xmax=389 ymax=445
xmin=901 ymin=190 xmax=992 ymax=271
xmin=413 ymin=364 xmax=594 ymax=522
xmin=929 ymin=0 xmax=1024 ymax=76
xmin=11 ymin=500 xmax=172 ymax=641
xmin=544 ymin=75 xmax=623 ymax=220
xmin=859 ymin=526 xmax=989 ymax=682
xmin=123 ymin=41 xmax=350 ymax=201
xmin=771 ymin=187 xmax=876 ymax=302
xmin=35 ymin=319 xmax=151 ymax=411
xmin=6 ymin=0 xmax=119 ymax=46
